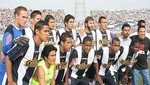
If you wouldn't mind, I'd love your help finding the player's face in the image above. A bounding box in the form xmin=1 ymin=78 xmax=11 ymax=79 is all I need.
xmin=132 ymin=43 xmax=140 ymax=53
xmin=65 ymin=18 xmax=74 ymax=30
xmin=86 ymin=20 xmax=94 ymax=31
xmin=138 ymin=27 xmax=146 ymax=40
xmin=99 ymin=19 xmax=107 ymax=31
xmin=31 ymin=14 xmax=42 ymax=26
xmin=111 ymin=41 xmax=120 ymax=54
xmin=62 ymin=37 xmax=72 ymax=52
xmin=48 ymin=19 xmax=55 ymax=30
xmin=122 ymin=27 xmax=130 ymax=38
xmin=47 ymin=50 xmax=56 ymax=65
xmin=83 ymin=41 xmax=93 ymax=53
xmin=16 ymin=10 xmax=28 ymax=27
xmin=36 ymin=25 xmax=50 ymax=42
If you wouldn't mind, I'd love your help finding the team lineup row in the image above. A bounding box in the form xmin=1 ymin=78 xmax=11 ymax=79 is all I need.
xmin=0 ymin=6 xmax=150 ymax=85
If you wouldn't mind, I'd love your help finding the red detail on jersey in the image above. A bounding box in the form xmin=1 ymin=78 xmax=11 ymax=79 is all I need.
xmin=69 ymin=58 xmax=77 ymax=68
xmin=139 ymin=44 xmax=145 ymax=50
xmin=6 ymin=34 xmax=12 ymax=45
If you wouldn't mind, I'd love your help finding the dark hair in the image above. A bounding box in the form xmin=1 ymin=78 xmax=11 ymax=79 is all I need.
xmin=130 ymin=41 xmax=140 ymax=46
xmin=83 ymin=36 xmax=92 ymax=44
xmin=85 ymin=16 xmax=94 ymax=23
xmin=14 ymin=6 xmax=27 ymax=16
xmin=138 ymin=20 xmax=145 ymax=27
xmin=34 ymin=20 xmax=48 ymax=35
xmin=45 ymin=15 xmax=55 ymax=23
xmin=41 ymin=44 xmax=57 ymax=59
xmin=111 ymin=37 xmax=120 ymax=44
xmin=84 ymin=16 xmax=94 ymax=27
xmin=64 ymin=14 xmax=75 ymax=26
xmin=121 ymin=23 xmax=131 ymax=30
xmin=30 ymin=10 xmax=42 ymax=19
xmin=60 ymin=32 xmax=72 ymax=43
xmin=137 ymin=25 xmax=145 ymax=32
xmin=98 ymin=16 xmax=106 ymax=23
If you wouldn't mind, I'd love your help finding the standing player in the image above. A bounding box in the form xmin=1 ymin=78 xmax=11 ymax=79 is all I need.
xmin=95 ymin=16 xmax=112 ymax=50
xmin=45 ymin=15 xmax=57 ymax=43
xmin=24 ymin=10 xmax=42 ymax=38
xmin=56 ymin=14 xmax=78 ymax=46
xmin=0 ymin=6 xmax=28 ymax=85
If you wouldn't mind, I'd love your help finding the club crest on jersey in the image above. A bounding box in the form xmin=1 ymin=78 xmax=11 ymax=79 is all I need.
xmin=92 ymin=40 xmax=96 ymax=46
xmin=56 ymin=61 xmax=68 ymax=70
xmin=44 ymin=40 xmax=56 ymax=46
xmin=99 ymin=38 xmax=110 ymax=46
xmin=72 ymin=40 xmax=76 ymax=45
xmin=74 ymin=62 xmax=90 ymax=69
xmin=102 ymin=62 xmax=112 ymax=68
xmin=24 ymin=58 xmax=41 ymax=67
xmin=120 ymin=59 xmax=130 ymax=65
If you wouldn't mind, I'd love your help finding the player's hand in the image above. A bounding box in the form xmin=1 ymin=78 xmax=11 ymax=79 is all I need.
xmin=121 ymin=75 xmax=128 ymax=84
xmin=64 ymin=81 xmax=68 ymax=85
xmin=8 ymin=81 xmax=16 ymax=85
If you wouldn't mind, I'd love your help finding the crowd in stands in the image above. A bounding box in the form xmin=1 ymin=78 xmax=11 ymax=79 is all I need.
xmin=90 ymin=9 xmax=150 ymax=32
xmin=0 ymin=8 xmax=65 ymax=33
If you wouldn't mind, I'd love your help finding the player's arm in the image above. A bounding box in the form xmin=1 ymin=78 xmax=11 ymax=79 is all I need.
xmin=5 ymin=55 xmax=16 ymax=85
xmin=2 ymin=32 xmax=13 ymax=55
xmin=95 ymin=58 xmax=103 ymax=85
xmin=64 ymin=69 xmax=69 ymax=85
xmin=95 ymin=49 xmax=103 ymax=85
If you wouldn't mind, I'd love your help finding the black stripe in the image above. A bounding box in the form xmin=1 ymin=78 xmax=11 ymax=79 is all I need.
xmin=22 ymin=42 xmax=39 ymax=85
xmin=56 ymin=57 xmax=66 ymax=82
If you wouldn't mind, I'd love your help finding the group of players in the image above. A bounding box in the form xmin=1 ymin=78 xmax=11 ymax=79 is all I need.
xmin=0 ymin=6 xmax=150 ymax=85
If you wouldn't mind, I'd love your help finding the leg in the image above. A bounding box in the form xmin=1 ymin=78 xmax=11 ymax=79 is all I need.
xmin=140 ymin=69 xmax=150 ymax=85
xmin=132 ymin=69 xmax=140 ymax=85
xmin=105 ymin=76 xmax=117 ymax=85
xmin=80 ymin=76 xmax=89 ymax=85
xmin=68 ymin=77 xmax=78 ymax=85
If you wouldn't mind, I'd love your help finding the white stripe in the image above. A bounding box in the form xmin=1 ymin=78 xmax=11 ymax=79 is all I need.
xmin=17 ymin=37 xmax=35 ymax=85
xmin=96 ymin=29 xmax=111 ymax=50
xmin=2 ymin=73 xmax=7 ymax=85
xmin=52 ymin=30 xmax=57 ymax=43
xmin=99 ymin=47 xmax=109 ymax=76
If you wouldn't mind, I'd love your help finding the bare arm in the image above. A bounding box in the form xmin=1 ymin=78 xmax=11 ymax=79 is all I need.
xmin=95 ymin=60 xmax=103 ymax=85
xmin=64 ymin=69 xmax=69 ymax=85
xmin=51 ymin=65 xmax=56 ymax=85
xmin=5 ymin=56 xmax=16 ymax=85
xmin=37 ymin=66 xmax=46 ymax=85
